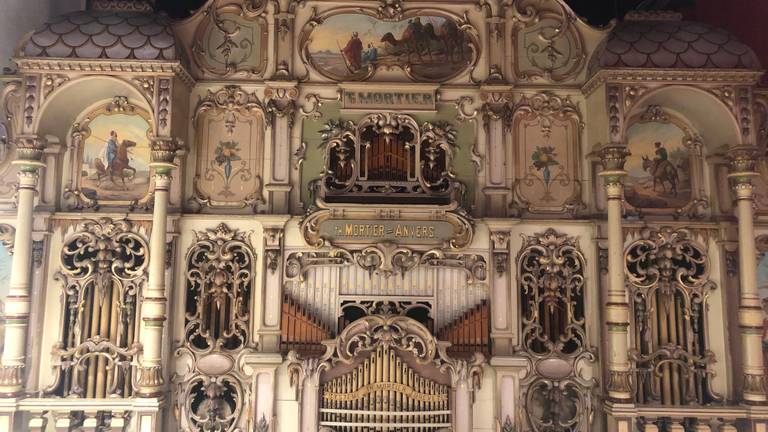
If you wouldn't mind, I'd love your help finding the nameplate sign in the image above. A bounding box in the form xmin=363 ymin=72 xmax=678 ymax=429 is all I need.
xmin=342 ymin=89 xmax=436 ymax=111
xmin=318 ymin=219 xmax=454 ymax=245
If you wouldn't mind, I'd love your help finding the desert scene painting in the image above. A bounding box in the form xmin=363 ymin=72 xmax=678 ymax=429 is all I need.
xmin=306 ymin=13 xmax=475 ymax=81
xmin=79 ymin=112 xmax=152 ymax=202
xmin=625 ymin=122 xmax=692 ymax=209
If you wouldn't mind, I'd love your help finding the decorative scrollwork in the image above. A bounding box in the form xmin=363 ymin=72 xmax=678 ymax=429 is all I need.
xmin=517 ymin=229 xmax=587 ymax=357
xmin=183 ymin=224 xmax=255 ymax=354
xmin=317 ymin=113 xmax=459 ymax=204
xmin=624 ymin=227 xmax=722 ymax=404
xmin=46 ymin=218 xmax=147 ymax=398
xmin=516 ymin=229 xmax=596 ymax=432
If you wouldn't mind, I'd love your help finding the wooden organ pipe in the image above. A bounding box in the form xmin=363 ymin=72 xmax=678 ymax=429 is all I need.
xmin=437 ymin=300 xmax=491 ymax=357
xmin=280 ymin=295 xmax=332 ymax=355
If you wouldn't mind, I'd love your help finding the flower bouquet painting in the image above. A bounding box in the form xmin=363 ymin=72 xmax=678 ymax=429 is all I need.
xmin=213 ymin=140 xmax=244 ymax=197
xmin=530 ymin=145 xmax=561 ymax=202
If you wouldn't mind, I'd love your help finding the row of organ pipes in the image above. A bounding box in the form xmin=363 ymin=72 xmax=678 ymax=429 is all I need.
xmin=320 ymin=344 xmax=450 ymax=431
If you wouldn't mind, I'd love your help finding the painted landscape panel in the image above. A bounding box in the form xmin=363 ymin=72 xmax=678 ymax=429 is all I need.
xmin=79 ymin=112 xmax=152 ymax=202
xmin=625 ymin=122 xmax=691 ymax=210
xmin=306 ymin=13 xmax=475 ymax=81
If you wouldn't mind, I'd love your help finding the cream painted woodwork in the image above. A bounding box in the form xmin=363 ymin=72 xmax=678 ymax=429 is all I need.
xmin=0 ymin=0 xmax=764 ymax=431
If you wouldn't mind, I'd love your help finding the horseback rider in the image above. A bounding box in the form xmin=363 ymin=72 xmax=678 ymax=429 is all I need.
xmin=105 ymin=130 xmax=118 ymax=170
xmin=653 ymin=141 xmax=668 ymax=163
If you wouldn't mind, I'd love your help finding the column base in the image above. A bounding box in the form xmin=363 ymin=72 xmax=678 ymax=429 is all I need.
xmin=135 ymin=366 xmax=164 ymax=398
xmin=606 ymin=370 xmax=633 ymax=402
xmin=603 ymin=400 xmax=637 ymax=432
xmin=134 ymin=396 xmax=165 ymax=432
xmin=743 ymin=373 xmax=768 ymax=404
xmin=0 ymin=365 xmax=24 ymax=397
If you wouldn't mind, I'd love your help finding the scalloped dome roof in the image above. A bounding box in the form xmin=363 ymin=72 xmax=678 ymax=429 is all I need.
xmin=590 ymin=18 xmax=761 ymax=75
xmin=20 ymin=9 xmax=178 ymax=61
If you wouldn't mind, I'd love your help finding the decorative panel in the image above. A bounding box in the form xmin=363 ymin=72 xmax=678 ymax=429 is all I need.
xmin=45 ymin=218 xmax=147 ymax=398
xmin=175 ymin=224 xmax=257 ymax=432
xmin=623 ymin=105 xmax=709 ymax=218
xmin=299 ymin=9 xmax=479 ymax=82
xmin=509 ymin=93 xmax=583 ymax=214
xmin=516 ymin=229 xmax=595 ymax=432
xmin=624 ymin=227 xmax=721 ymax=405
xmin=192 ymin=86 xmax=266 ymax=210
xmin=65 ymin=97 xmax=153 ymax=209
xmin=192 ymin=0 xmax=268 ymax=78
xmin=510 ymin=0 xmax=587 ymax=82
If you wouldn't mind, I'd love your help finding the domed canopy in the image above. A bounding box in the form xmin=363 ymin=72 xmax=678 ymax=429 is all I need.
xmin=20 ymin=9 xmax=178 ymax=61
xmin=590 ymin=15 xmax=761 ymax=75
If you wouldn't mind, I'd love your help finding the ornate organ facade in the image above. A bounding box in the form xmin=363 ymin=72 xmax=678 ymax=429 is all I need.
xmin=0 ymin=0 xmax=765 ymax=431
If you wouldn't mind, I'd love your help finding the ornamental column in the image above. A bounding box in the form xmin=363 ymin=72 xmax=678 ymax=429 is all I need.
xmin=727 ymin=145 xmax=767 ymax=404
xmin=598 ymin=145 xmax=633 ymax=403
xmin=0 ymin=135 xmax=45 ymax=396
xmin=136 ymin=138 xmax=178 ymax=399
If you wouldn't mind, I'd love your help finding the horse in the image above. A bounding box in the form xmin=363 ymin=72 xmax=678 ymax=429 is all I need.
xmin=94 ymin=139 xmax=137 ymax=189
xmin=642 ymin=156 xmax=678 ymax=196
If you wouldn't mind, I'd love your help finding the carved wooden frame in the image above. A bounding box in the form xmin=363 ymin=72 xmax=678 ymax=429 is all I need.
xmin=623 ymin=105 xmax=710 ymax=218
xmin=508 ymin=93 xmax=584 ymax=214
xmin=508 ymin=0 xmax=588 ymax=83
xmin=191 ymin=85 xmax=268 ymax=211
xmin=191 ymin=0 xmax=269 ymax=78
xmin=297 ymin=6 xmax=481 ymax=83
xmin=64 ymin=97 xmax=155 ymax=210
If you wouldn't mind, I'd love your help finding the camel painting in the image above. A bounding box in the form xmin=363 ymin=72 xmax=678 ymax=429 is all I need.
xmin=306 ymin=13 xmax=475 ymax=81
xmin=79 ymin=111 xmax=152 ymax=202
xmin=624 ymin=122 xmax=692 ymax=210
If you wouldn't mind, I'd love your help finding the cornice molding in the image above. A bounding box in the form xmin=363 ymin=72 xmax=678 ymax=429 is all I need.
xmin=582 ymin=68 xmax=764 ymax=96
xmin=13 ymin=58 xmax=195 ymax=88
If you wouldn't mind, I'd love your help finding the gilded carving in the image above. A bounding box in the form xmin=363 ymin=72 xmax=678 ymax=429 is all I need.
xmin=192 ymin=86 xmax=267 ymax=210
xmin=516 ymin=229 xmax=596 ymax=432
xmin=45 ymin=218 xmax=147 ymax=398
xmin=191 ymin=0 xmax=269 ymax=78
xmin=175 ymin=223 xmax=257 ymax=432
xmin=624 ymin=227 xmax=722 ymax=404
xmin=509 ymin=0 xmax=588 ymax=82
xmin=508 ymin=93 xmax=584 ymax=214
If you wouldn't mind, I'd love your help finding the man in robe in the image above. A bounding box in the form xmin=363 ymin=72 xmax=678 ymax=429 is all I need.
xmin=362 ymin=43 xmax=378 ymax=65
xmin=105 ymin=130 xmax=118 ymax=169
xmin=342 ymin=32 xmax=363 ymax=71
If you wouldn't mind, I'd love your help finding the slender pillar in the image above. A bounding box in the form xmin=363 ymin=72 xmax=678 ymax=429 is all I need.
xmin=727 ymin=146 xmax=767 ymax=404
xmin=0 ymin=135 xmax=45 ymax=396
xmin=136 ymin=138 xmax=178 ymax=398
xmin=598 ymin=145 xmax=633 ymax=402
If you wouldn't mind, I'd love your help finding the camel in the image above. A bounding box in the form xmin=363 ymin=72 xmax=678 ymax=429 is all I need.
xmin=423 ymin=20 xmax=467 ymax=62
xmin=642 ymin=156 xmax=679 ymax=196
xmin=94 ymin=139 xmax=137 ymax=190
xmin=380 ymin=20 xmax=434 ymax=62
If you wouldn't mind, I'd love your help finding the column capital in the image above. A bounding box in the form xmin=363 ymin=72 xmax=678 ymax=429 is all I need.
xmin=598 ymin=144 xmax=630 ymax=181
xmin=11 ymin=135 xmax=47 ymax=172
xmin=727 ymin=145 xmax=759 ymax=188
xmin=149 ymin=137 xmax=182 ymax=174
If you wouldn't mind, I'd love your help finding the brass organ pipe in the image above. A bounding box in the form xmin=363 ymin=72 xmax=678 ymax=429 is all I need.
xmin=86 ymin=284 xmax=102 ymax=398
xmin=669 ymin=293 xmax=681 ymax=404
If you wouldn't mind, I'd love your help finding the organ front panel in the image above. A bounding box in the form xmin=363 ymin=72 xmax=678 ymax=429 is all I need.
xmin=320 ymin=344 xmax=451 ymax=431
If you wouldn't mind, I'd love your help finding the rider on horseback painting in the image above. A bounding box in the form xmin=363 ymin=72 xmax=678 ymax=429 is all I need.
xmin=653 ymin=141 xmax=668 ymax=163
xmin=106 ymin=131 xmax=118 ymax=170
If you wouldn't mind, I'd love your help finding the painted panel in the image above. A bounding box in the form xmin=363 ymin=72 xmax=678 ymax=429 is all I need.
xmin=301 ymin=11 xmax=478 ymax=82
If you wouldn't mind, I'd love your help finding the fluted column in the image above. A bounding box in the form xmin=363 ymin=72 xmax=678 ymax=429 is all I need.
xmin=727 ymin=146 xmax=767 ymax=404
xmin=598 ymin=145 xmax=632 ymax=402
xmin=0 ymin=136 xmax=45 ymax=396
xmin=136 ymin=138 xmax=178 ymax=398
